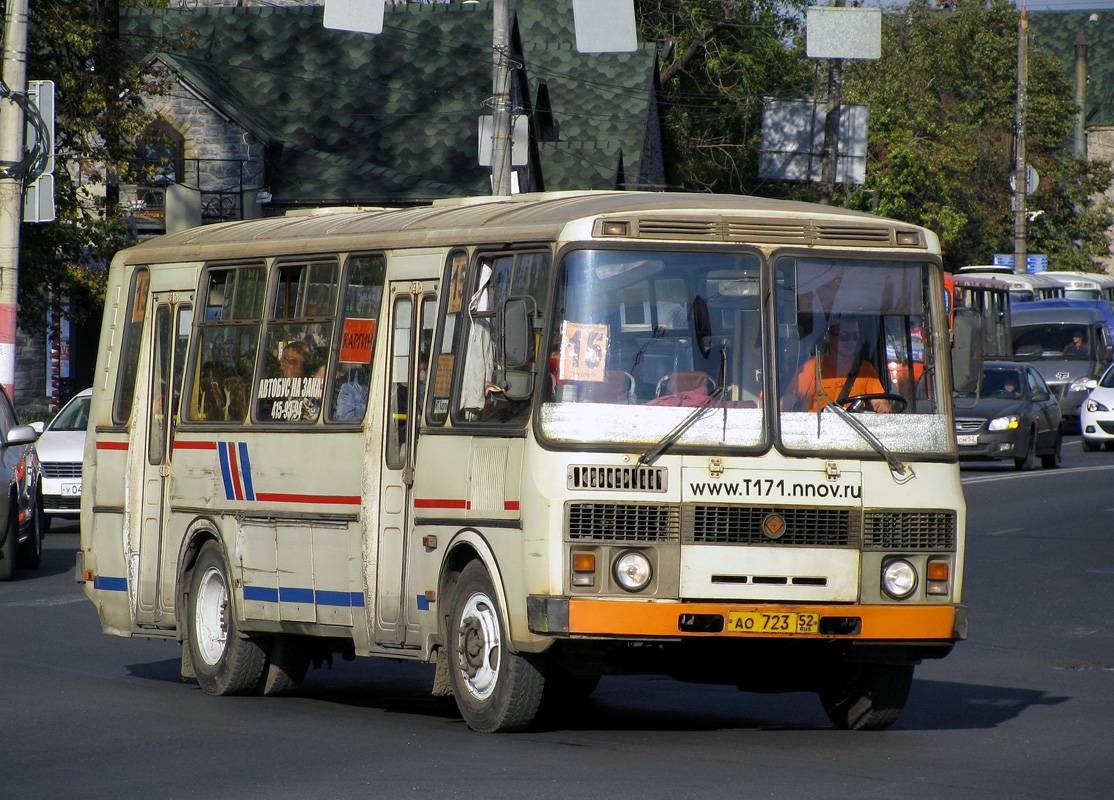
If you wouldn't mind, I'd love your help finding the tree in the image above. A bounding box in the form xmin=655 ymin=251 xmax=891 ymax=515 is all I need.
xmin=638 ymin=0 xmax=813 ymax=194
xmin=4 ymin=0 xmax=181 ymax=333
xmin=838 ymin=0 xmax=1112 ymax=272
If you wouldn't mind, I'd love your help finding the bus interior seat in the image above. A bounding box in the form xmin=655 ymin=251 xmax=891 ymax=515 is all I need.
xmin=576 ymin=370 xmax=636 ymax=403
xmin=655 ymin=371 xmax=714 ymax=397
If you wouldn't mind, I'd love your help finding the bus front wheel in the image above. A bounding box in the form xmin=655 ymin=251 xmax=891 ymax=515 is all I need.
xmin=818 ymin=663 xmax=914 ymax=731
xmin=447 ymin=561 xmax=544 ymax=733
xmin=187 ymin=541 xmax=266 ymax=696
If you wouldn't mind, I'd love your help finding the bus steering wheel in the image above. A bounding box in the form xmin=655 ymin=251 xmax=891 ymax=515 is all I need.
xmin=839 ymin=393 xmax=907 ymax=413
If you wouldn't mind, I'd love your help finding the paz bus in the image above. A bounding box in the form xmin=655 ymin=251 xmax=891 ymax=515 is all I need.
xmin=946 ymin=273 xmax=1012 ymax=359
xmin=79 ymin=191 xmax=975 ymax=732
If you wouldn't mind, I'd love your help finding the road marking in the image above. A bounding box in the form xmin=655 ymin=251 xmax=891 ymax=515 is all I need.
xmin=962 ymin=464 xmax=1114 ymax=484
xmin=984 ymin=528 xmax=1023 ymax=536
xmin=2 ymin=596 xmax=86 ymax=607
xmin=1087 ymin=569 xmax=1114 ymax=575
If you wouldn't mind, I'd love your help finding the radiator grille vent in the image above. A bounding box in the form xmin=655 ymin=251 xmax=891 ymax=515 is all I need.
xmin=568 ymin=465 xmax=667 ymax=492
xmin=863 ymin=510 xmax=956 ymax=550
xmin=41 ymin=462 xmax=82 ymax=479
xmin=635 ymin=218 xmax=719 ymax=239
xmin=566 ymin=502 xmax=680 ymax=542
xmin=684 ymin=505 xmax=859 ymax=547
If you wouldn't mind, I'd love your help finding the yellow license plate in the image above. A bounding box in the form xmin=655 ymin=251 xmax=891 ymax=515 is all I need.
xmin=726 ymin=611 xmax=819 ymax=635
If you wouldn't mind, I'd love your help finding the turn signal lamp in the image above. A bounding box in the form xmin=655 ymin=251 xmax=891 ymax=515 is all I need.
xmin=988 ymin=415 xmax=1020 ymax=431
xmin=599 ymin=220 xmax=629 ymax=236
xmin=926 ymin=559 xmax=949 ymax=595
xmin=571 ymin=552 xmax=596 ymax=587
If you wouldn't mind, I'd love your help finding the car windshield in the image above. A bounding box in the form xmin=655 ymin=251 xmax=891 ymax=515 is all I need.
xmin=1100 ymin=365 xmax=1114 ymax=390
xmin=958 ymin=367 xmax=1023 ymax=399
xmin=1013 ymin=324 xmax=1092 ymax=360
xmin=48 ymin=395 xmax=90 ymax=432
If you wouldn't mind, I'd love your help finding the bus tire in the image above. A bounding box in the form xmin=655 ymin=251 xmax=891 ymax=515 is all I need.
xmin=257 ymin=635 xmax=310 ymax=697
xmin=187 ymin=541 xmax=266 ymax=696
xmin=819 ymin=663 xmax=914 ymax=731
xmin=0 ymin=502 xmax=16 ymax=581
xmin=447 ymin=561 xmax=544 ymax=733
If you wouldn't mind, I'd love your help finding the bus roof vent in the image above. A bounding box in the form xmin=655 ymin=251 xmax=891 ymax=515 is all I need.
xmin=568 ymin=465 xmax=668 ymax=493
xmin=725 ymin=219 xmax=810 ymax=244
xmin=635 ymin=218 xmax=720 ymax=240
xmin=815 ymin=224 xmax=894 ymax=246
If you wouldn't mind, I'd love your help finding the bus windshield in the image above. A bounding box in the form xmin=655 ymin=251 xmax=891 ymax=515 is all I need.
xmin=776 ymin=257 xmax=949 ymax=455
xmin=540 ymin=249 xmax=950 ymax=457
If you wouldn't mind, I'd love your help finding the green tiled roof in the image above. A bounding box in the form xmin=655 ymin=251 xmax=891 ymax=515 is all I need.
xmin=122 ymin=2 xmax=661 ymax=205
xmin=1029 ymin=10 xmax=1114 ymax=128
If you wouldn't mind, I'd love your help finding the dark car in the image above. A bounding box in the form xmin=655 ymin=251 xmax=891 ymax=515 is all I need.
xmin=954 ymin=362 xmax=1063 ymax=470
xmin=0 ymin=385 xmax=44 ymax=580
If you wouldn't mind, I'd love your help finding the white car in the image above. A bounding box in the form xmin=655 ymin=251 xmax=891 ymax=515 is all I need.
xmin=1081 ymin=365 xmax=1114 ymax=451
xmin=32 ymin=388 xmax=91 ymax=529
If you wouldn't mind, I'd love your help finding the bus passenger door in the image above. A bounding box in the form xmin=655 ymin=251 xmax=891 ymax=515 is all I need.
xmin=375 ymin=282 xmax=437 ymax=648
xmin=136 ymin=295 xmax=193 ymax=626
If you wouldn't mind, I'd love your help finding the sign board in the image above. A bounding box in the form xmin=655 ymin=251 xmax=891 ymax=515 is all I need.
xmin=1009 ymin=164 xmax=1040 ymax=195
xmin=572 ymin=0 xmax=637 ymax=53
xmin=478 ymin=115 xmax=529 ymax=167
xmin=992 ymin=254 xmax=1048 ymax=273
xmin=807 ymin=7 xmax=882 ymax=60
xmin=323 ymin=0 xmax=385 ymax=34
xmin=23 ymin=173 xmax=54 ymax=223
xmin=758 ymin=99 xmax=868 ymax=184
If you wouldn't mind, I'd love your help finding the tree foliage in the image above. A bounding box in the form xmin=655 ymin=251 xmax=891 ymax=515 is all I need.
xmin=4 ymin=0 xmax=180 ymax=332
xmin=637 ymin=0 xmax=812 ymax=194
xmin=839 ymin=0 xmax=1112 ymax=271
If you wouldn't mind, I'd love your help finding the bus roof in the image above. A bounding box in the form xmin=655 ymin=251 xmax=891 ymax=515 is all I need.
xmin=116 ymin=191 xmax=938 ymax=265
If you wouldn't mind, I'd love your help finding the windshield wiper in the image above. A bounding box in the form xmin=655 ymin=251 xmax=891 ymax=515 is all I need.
xmin=820 ymin=402 xmax=915 ymax=484
xmin=637 ymin=385 xmax=725 ymax=466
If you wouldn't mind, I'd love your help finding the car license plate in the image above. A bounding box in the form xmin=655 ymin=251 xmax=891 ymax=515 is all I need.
xmin=726 ymin=611 xmax=819 ymax=634
xmin=60 ymin=482 xmax=81 ymax=497
xmin=957 ymin=434 xmax=978 ymax=446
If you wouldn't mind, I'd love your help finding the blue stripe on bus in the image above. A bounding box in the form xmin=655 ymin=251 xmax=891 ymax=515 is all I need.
xmin=217 ymin=444 xmax=235 ymax=500
xmin=94 ymin=576 xmax=128 ymax=592
xmin=244 ymin=585 xmax=279 ymax=603
xmin=238 ymin=441 xmax=255 ymax=501
xmin=243 ymin=586 xmax=365 ymax=608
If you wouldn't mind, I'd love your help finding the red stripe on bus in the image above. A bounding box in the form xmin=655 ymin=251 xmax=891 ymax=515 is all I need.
xmin=96 ymin=441 xmax=129 ymax=450
xmin=414 ymin=498 xmax=469 ymax=509
xmin=172 ymin=440 xmax=218 ymax=450
xmin=254 ymin=493 xmax=361 ymax=505
xmin=227 ymin=443 xmax=245 ymax=501
xmin=505 ymin=501 xmax=520 ymax=511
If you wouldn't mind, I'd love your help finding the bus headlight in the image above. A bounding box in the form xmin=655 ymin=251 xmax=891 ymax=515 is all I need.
xmin=613 ymin=550 xmax=652 ymax=592
xmin=881 ymin=559 xmax=918 ymax=599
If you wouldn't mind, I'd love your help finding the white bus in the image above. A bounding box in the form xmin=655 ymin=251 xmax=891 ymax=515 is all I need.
xmin=956 ymin=265 xmax=1065 ymax=303
xmin=80 ymin=192 xmax=974 ymax=732
xmin=1043 ymin=270 xmax=1114 ymax=304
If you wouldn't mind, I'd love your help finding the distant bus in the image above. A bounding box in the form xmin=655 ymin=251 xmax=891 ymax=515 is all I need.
xmin=80 ymin=191 xmax=973 ymax=733
xmin=956 ymin=266 xmax=1064 ymax=304
xmin=946 ymin=274 xmax=1012 ymax=360
xmin=1042 ymin=271 xmax=1114 ymax=304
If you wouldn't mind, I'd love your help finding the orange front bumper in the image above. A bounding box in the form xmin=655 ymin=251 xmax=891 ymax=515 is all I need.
xmin=565 ymin=598 xmax=960 ymax=640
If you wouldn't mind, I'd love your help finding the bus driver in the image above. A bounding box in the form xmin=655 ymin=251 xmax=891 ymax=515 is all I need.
xmin=784 ymin=317 xmax=892 ymax=413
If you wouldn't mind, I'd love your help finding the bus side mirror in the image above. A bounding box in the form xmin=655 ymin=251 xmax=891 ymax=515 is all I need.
xmin=951 ymin=308 xmax=983 ymax=394
xmin=502 ymin=298 xmax=531 ymax=369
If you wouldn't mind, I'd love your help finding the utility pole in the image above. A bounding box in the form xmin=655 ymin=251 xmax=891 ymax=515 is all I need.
xmin=1012 ymin=7 xmax=1029 ymax=276
xmin=1074 ymin=33 xmax=1088 ymax=159
xmin=0 ymin=0 xmax=29 ymax=398
xmin=490 ymin=0 xmax=513 ymax=196
xmin=819 ymin=0 xmax=846 ymax=205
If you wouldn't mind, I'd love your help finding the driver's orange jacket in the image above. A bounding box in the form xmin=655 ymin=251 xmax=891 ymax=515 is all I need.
xmin=787 ymin=355 xmax=884 ymax=412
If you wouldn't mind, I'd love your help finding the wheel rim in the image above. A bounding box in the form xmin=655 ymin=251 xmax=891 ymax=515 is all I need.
xmin=455 ymin=590 xmax=501 ymax=700
xmin=194 ymin=565 xmax=228 ymax=666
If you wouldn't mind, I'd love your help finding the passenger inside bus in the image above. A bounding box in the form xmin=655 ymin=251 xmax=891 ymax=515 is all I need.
xmin=784 ymin=317 xmax=892 ymax=413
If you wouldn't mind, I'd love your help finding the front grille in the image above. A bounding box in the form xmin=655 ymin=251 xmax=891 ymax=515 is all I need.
xmin=568 ymin=465 xmax=667 ymax=492
xmin=863 ymin=510 xmax=956 ymax=550
xmin=566 ymin=502 xmax=679 ymax=542
xmin=684 ymin=505 xmax=859 ymax=546
xmin=954 ymin=419 xmax=984 ymax=434
xmin=42 ymin=462 xmax=82 ymax=479
xmin=44 ymin=495 xmax=80 ymax=510
xmin=1098 ymin=421 xmax=1114 ymax=434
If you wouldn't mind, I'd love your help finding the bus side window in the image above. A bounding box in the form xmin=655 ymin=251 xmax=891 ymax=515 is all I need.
xmin=454 ymin=251 xmax=549 ymax=426
xmin=254 ymin=259 xmax=338 ymax=424
xmin=326 ymin=254 xmax=385 ymax=423
xmin=427 ymin=251 xmax=468 ymax=426
xmin=188 ymin=264 xmax=265 ymax=422
xmin=112 ymin=267 xmax=150 ymax=425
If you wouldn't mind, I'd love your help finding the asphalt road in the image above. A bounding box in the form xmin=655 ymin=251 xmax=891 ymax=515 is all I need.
xmin=3 ymin=439 xmax=1112 ymax=800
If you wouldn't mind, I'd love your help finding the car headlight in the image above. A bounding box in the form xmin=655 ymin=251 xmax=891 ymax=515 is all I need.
xmin=1087 ymin=398 xmax=1109 ymax=413
xmin=881 ymin=559 xmax=918 ymax=600
xmin=1070 ymin=377 xmax=1092 ymax=392
xmin=988 ymin=415 xmax=1020 ymax=431
xmin=613 ymin=550 xmax=653 ymax=592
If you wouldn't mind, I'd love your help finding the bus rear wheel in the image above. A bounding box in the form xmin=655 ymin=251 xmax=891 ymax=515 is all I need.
xmin=818 ymin=663 xmax=914 ymax=731
xmin=187 ymin=541 xmax=266 ymax=696
xmin=447 ymin=561 xmax=544 ymax=733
